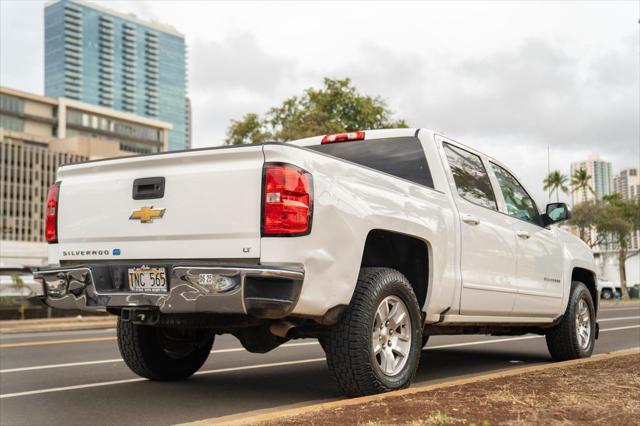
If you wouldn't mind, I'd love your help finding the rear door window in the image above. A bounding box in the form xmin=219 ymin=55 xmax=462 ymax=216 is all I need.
xmin=309 ymin=137 xmax=433 ymax=188
xmin=443 ymin=143 xmax=498 ymax=211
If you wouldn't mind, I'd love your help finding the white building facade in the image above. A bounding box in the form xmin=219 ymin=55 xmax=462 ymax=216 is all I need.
xmin=570 ymin=155 xmax=613 ymax=205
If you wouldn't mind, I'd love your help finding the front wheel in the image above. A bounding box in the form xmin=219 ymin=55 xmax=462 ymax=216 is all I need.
xmin=545 ymin=281 xmax=596 ymax=361
xmin=325 ymin=267 xmax=422 ymax=396
xmin=117 ymin=319 xmax=214 ymax=381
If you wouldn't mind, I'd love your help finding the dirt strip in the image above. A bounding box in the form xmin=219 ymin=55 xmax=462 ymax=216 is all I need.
xmin=185 ymin=348 xmax=639 ymax=426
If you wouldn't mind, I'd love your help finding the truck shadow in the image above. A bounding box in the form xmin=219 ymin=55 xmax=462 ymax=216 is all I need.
xmin=415 ymin=347 xmax=552 ymax=384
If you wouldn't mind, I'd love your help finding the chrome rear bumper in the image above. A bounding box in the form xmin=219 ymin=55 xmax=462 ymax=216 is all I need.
xmin=33 ymin=264 xmax=304 ymax=319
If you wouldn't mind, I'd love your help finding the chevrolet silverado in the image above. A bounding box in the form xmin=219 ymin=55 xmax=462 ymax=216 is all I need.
xmin=35 ymin=128 xmax=598 ymax=396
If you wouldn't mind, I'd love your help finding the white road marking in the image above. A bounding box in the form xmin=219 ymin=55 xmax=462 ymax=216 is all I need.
xmin=597 ymin=316 xmax=640 ymax=322
xmin=426 ymin=322 xmax=640 ymax=349
xmin=599 ymin=307 xmax=640 ymax=312
xmin=428 ymin=335 xmax=540 ymax=349
xmin=0 ymin=358 xmax=123 ymax=373
xmin=0 ymin=341 xmax=320 ymax=374
xmin=1 ymin=324 xmax=637 ymax=398
xmin=210 ymin=341 xmax=318 ymax=354
xmin=597 ymin=325 xmax=640 ymax=332
xmin=0 ymin=358 xmax=327 ymax=399
xmin=3 ymin=322 xmax=639 ymax=375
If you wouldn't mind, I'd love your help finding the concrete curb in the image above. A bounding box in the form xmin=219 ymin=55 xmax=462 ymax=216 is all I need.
xmin=179 ymin=347 xmax=640 ymax=426
xmin=0 ymin=316 xmax=117 ymax=334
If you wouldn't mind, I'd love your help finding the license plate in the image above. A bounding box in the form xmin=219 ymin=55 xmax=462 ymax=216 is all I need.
xmin=128 ymin=266 xmax=167 ymax=293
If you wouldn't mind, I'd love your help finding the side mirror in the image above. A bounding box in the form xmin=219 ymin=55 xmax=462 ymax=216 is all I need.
xmin=542 ymin=202 xmax=571 ymax=226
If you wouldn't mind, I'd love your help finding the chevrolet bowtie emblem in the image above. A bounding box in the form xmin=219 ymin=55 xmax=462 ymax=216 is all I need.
xmin=129 ymin=206 xmax=165 ymax=223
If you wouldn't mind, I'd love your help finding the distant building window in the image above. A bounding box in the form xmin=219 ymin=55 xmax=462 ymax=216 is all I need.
xmin=0 ymin=114 xmax=25 ymax=132
xmin=66 ymin=109 xmax=163 ymax=143
xmin=119 ymin=142 xmax=158 ymax=154
xmin=0 ymin=94 xmax=25 ymax=114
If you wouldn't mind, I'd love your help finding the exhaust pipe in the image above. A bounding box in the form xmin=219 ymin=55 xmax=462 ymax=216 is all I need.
xmin=269 ymin=320 xmax=296 ymax=338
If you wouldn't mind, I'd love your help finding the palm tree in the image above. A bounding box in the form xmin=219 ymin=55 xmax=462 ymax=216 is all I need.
xmin=571 ymin=168 xmax=595 ymax=203
xmin=543 ymin=170 xmax=569 ymax=202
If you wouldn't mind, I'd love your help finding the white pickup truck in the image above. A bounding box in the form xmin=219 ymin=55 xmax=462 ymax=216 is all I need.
xmin=35 ymin=128 xmax=598 ymax=396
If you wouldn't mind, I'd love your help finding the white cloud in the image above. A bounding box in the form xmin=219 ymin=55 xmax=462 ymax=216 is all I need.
xmin=1 ymin=0 xmax=638 ymax=207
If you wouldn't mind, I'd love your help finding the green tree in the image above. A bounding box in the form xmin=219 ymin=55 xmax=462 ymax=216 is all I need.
xmin=225 ymin=113 xmax=272 ymax=146
xmin=571 ymin=168 xmax=595 ymax=202
xmin=225 ymin=78 xmax=408 ymax=145
xmin=596 ymin=194 xmax=640 ymax=299
xmin=543 ymin=170 xmax=569 ymax=202
xmin=568 ymin=201 xmax=603 ymax=247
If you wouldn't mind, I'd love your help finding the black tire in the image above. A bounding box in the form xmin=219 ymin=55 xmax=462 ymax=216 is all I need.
xmin=601 ymin=289 xmax=613 ymax=300
xmin=545 ymin=281 xmax=596 ymax=361
xmin=421 ymin=335 xmax=430 ymax=348
xmin=325 ymin=267 xmax=422 ymax=397
xmin=117 ymin=318 xmax=214 ymax=381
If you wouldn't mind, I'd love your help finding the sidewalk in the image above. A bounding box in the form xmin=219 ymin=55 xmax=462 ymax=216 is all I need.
xmin=0 ymin=315 xmax=117 ymax=334
xmin=600 ymin=299 xmax=640 ymax=307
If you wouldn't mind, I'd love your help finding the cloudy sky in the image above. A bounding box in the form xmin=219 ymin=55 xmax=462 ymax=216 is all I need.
xmin=1 ymin=0 xmax=638 ymax=204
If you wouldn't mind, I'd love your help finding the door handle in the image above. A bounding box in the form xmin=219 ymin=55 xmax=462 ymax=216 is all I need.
xmin=461 ymin=214 xmax=480 ymax=225
xmin=132 ymin=177 xmax=165 ymax=200
xmin=516 ymin=230 xmax=531 ymax=239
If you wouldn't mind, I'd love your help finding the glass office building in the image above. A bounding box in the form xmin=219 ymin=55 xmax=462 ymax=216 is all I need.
xmin=45 ymin=0 xmax=187 ymax=150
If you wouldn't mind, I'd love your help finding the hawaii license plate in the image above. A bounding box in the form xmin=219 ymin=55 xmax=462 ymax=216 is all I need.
xmin=128 ymin=266 xmax=167 ymax=293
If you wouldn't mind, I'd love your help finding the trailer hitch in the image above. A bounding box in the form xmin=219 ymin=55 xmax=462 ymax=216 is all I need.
xmin=121 ymin=308 xmax=160 ymax=326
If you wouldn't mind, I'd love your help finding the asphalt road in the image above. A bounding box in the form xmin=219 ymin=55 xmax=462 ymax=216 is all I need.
xmin=1 ymin=303 xmax=638 ymax=426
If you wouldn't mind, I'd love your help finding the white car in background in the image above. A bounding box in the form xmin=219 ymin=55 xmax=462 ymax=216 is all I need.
xmin=596 ymin=277 xmax=622 ymax=300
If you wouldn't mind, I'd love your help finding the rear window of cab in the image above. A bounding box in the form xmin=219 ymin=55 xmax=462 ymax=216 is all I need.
xmin=309 ymin=137 xmax=434 ymax=188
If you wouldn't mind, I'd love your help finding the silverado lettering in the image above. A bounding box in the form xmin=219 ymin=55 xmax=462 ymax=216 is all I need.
xmin=62 ymin=250 xmax=110 ymax=256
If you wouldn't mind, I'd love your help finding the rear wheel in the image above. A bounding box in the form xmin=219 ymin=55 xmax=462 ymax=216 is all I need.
xmin=545 ymin=281 xmax=595 ymax=361
xmin=325 ymin=267 xmax=422 ymax=396
xmin=117 ymin=318 xmax=214 ymax=380
xmin=601 ymin=289 xmax=613 ymax=300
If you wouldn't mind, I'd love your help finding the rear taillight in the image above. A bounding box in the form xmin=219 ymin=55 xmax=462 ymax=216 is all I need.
xmin=321 ymin=131 xmax=365 ymax=144
xmin=262 ymin=163 xmax=312 ymax=236
xmin=45 ymin=182 xmax=60 ymax=243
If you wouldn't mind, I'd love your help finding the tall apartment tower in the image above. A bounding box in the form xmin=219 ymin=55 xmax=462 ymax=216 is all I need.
xmin=44 ymin=0 xmax=188 ymax=150
xmin=613 ymin=168 xmax=640 ymax=250
xmin=570 ymin=155 xmax=612 ymax=206
xmin=613 ymin=168 xmax=640 ymax=200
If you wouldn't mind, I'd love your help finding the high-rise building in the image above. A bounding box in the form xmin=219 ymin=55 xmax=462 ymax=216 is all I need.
xmin=613 ymin=168 xmax=640 ymax=250
xmin=44 ymin=0 xmax=188 ymax=150
xmin=614 ymin=168 xmax=640 ymax=201
xmin=0 ymin=85 xmax=171 ymax=266
xmin=570 ymin=155 xmax=612 ymax=206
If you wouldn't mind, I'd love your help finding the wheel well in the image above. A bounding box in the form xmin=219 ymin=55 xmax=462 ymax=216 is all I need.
xmin=572 ymin=267 xmax=598 ymax=313
xmin=360 ymin=229 xmax=429 ymax=308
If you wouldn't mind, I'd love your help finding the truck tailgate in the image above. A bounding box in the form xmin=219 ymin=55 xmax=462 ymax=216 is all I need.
xmin=53 ymin=146 xmax=264 ymax=262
